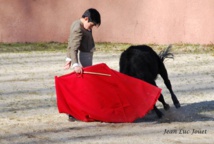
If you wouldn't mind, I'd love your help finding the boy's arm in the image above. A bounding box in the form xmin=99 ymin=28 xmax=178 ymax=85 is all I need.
xmin=66 ymin=22 xmax=83 ymax=68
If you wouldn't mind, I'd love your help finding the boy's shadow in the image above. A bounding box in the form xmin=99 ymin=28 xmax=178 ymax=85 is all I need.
xmin=135 ymin=100 xmax=214 ymax=123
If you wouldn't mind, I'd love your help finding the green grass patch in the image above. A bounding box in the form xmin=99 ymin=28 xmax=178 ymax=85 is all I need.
xmin=0 ymin=42 xmax=213 ymax=54
xmin=0 ymin=42 xmax=67 ymax=53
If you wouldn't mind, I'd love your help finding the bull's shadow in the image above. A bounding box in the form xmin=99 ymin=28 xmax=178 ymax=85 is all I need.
xmin=135 ymin=100 xmax=214 ymax=123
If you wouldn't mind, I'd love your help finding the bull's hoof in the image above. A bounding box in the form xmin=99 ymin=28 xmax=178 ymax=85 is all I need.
xmin=156 ymin=111 xmax=164 ymax=118
xmin=164 ymin=104 xmax=170 ymax=110
xmin=174 ymin=103 xmax=181 ymax=108
xmin=157 ymin=113 xmax=164 ymax=119
xmin=173 ymin=97 xmax=181 ymax=108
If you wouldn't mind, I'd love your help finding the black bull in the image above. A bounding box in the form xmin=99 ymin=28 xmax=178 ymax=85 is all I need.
xmin=119 ymin=45 xmax=181 ymax=118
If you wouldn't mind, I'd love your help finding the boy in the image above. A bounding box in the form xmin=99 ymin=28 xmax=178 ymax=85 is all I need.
xmin=64 ymin=8 xmax=101 ymax=121
xmin=64 ymin=8 xmax=101 ymax=74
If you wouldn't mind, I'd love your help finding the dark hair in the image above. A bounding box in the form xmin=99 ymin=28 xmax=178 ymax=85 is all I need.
xmin=82 ymin=8 xmax=101 ymax=26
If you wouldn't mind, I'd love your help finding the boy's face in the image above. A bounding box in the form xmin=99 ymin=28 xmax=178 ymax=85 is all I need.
xmin=82 ymin=17 xmax=95 ymax=31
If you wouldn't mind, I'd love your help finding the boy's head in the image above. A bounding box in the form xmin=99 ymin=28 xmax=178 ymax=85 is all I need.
xmin=82 ymin=8 xmax=101 ymax=29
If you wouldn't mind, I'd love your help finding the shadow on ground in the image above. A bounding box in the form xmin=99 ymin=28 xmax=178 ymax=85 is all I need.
xmin=135 ymin=100 xmax=214 ymax=123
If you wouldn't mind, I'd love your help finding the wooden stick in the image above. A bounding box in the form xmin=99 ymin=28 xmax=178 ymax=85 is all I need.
xmin=83 ymin=71 xmax=111 ymax=76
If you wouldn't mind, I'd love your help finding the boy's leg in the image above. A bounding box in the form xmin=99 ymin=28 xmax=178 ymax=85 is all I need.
xmin=67 ymin=51 xmax=93 ymax=122
xmin=79 ymin=51 xmax=93 ymax=67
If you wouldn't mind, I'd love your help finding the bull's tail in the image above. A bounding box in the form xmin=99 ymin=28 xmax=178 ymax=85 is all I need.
xmin=159 ymin=45 xmax=174 ymax=61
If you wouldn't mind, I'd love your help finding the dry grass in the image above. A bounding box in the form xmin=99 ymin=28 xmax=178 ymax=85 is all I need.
xmin=0 ymin=42 xmax=213 ymax=54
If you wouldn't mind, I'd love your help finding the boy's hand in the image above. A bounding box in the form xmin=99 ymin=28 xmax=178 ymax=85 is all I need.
xmin=74 ymin=66 xmax=83 ymax=74
xmin=64 ymin=61 xmax=71 ymax=70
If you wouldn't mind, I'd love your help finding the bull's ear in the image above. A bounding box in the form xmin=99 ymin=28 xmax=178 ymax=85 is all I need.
xmin=84 ymin=17 xmax=89 ymax=22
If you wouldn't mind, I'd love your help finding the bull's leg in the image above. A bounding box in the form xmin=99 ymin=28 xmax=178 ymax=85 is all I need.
xmin=159 ymin=62 xmax=181 ymax=108
xmin=150 ymin=80 xmax=170 ymax=110
xmin=154 ymin=105 xmax=163 ymax=118
xmin=165 ymin=80 xmax=180 ymax=108
xmin=158 ymin=94 xmax=170 ymax=110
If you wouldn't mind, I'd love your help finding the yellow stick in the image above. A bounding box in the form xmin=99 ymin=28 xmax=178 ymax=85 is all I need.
xmin=83 ymin=71 xmax=111 ymax=76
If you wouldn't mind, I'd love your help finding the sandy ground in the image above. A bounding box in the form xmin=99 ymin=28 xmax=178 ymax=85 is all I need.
xmin=0 ymin=50 xmax=214 ymax=144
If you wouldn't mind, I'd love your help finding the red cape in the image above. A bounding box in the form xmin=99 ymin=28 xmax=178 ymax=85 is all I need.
xmin=55 ymin=63 xmax=161 ymax=123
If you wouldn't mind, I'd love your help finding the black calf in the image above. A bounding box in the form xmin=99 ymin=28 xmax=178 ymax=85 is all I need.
xmin=119 ymin=45 xmax=180 ymax=118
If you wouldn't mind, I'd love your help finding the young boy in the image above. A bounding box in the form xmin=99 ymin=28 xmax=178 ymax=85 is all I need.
xmin=64 ymin=8 xmax=101 ymax=74
xmin=64 ymin=8 xmax=101 ymax=121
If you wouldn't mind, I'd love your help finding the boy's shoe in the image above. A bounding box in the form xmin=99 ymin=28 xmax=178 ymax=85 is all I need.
xmin=68 ymin=115 xmax=76 ymax=122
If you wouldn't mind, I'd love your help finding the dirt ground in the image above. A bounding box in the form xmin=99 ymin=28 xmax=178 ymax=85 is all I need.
xmin=0 ymin=50 xmax=214 ymax=144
